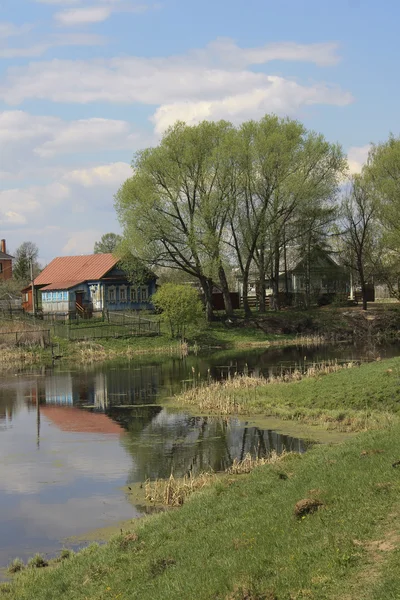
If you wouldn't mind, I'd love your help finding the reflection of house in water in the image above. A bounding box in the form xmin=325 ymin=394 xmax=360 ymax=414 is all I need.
xmin=41 ymin=406 xmax=124 ymax=435
xmin=45 ymin=374 xmax=74 ymax=405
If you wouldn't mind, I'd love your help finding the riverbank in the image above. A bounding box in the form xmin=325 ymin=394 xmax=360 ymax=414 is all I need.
xmin=3 ymin=420 xmax=400 ymax=600
xmin=0 ymin=323 xmax=319 ymax=369
xmin=1 ymin=304 xmax=399 ymax=368
xmin=172 ymin=356 xmax=400 ymax=431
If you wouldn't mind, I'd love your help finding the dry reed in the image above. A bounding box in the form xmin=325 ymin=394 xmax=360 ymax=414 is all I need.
xmin=145 ymin=451 xmax=288 ymax=506
xmin=177 ymin=361 xmax=357 ymax=416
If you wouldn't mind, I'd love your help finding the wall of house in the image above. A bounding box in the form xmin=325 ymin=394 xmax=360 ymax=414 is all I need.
xmin=39 ymin=279 xmax=157 ymax=318
xmin=0 ymin=259 xmax=12 ymax=281
xmin=102 ymin=279 xmax=156 ymax=312
xmin=41 ymin=286 xmax=86 ymax=317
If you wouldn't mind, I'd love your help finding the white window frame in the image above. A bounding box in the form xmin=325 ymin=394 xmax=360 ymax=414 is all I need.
xmin=120 ymin=285 xmax=127 ymax=303
xmin=108 ymin=286 xmax=116 ymax=303
xmin=141 ymin=286 xmax=148 ymax=302
xmin=130 ymin=287 xmax=137 ymax=303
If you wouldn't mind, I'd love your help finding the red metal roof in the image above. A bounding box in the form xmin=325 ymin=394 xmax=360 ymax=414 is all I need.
xmin=41 ymin=281 xmax=83 ymax=291
xmin=41 ymin=406 xmax=124 ymax=435
xmin=34 ymin=254 xmax=119 ymax=287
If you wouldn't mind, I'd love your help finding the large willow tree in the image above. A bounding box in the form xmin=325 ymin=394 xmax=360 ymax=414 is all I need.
xmin=115 ymin=120 xmax=236 ymax=320
xmin=116 ymin=115 xmax=346 ymax=319
xmin=229 ymin=116 xmax=346 ymax=314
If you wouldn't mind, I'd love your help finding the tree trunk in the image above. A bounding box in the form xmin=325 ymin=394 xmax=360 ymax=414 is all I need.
xmin=358 ymin=260 xmax=368 ymax=310
xmin=272 ymin=245 xmax=280 ymax=311
xmin=200 ymin=277 xmax=214 ymax=321
xmin=242 ymin=271 xmax=251 ymax=318
xmin=258 ymin=249 xmax=266 ymax=314
xmin=218 ymin=265 xmax=233 ymax=316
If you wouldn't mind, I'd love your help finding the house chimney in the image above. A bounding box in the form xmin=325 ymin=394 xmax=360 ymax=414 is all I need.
xmin=0 ymin=239 xmax=5 ymax=254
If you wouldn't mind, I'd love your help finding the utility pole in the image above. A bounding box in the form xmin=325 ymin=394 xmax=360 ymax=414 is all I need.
xmin=30 ymin=258 xmax=36 ymax=318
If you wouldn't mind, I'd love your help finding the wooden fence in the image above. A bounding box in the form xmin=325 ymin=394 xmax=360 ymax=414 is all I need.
xmin=52 ymin=319 xmax=160 ymax=340
xmin=0 ymin=328 xmax=51 ymax=347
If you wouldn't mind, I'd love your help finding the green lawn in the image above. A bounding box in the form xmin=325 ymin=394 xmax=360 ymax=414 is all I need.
xmin=174 ymin=357 xmax=400 ymax=431
xmin=4 ymin=424 xmax=400 ymax=600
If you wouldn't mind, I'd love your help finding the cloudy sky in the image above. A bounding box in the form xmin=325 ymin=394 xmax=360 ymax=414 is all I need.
xmin=0 ymin=0 xmax=398 ymax=264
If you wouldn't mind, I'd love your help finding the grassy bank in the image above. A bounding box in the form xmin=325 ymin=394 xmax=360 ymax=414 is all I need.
xmin=173 ymin=357 xmax=400 ymax=431
xmin=4 ymin=424 xmax=400 ymax=599
xmin=3 ymin=302 xmax=399 ymax=367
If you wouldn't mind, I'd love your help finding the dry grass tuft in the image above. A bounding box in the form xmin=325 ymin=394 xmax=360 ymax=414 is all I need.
xmin=294 ymin=498 xmax=323 ymax=518
xmin=177 ymin=361 xmax=357 ymax=416
xmin=145 ymin=451 xmax=289 ymax=506
xmin=227 ymin=451 xmax=285 ymax=474
xmin=145 ymin=472 xmax=218 ymax=506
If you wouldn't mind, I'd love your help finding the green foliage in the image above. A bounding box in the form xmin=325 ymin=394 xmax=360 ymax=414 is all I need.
xmin=12 ymin=241 xmax=40 ymax=284
xmin=364 ymin=136 xmax=400 ymax=298
xmin=93 ymin=233 xmax=122 ymax=254
xmin=152 ymin=283 xmax=204 ymax=339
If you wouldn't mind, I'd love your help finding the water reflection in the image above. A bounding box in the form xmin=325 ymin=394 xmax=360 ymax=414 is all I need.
xmin=1 ymin=343 xmax=399 ymax=571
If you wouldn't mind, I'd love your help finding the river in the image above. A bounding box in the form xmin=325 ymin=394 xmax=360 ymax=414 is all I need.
xmin=0 ymin=342 xmax=398 ymax=571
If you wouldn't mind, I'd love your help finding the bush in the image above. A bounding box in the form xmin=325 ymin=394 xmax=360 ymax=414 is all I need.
xmin=152 ymin=284 xmax=204 ymax=339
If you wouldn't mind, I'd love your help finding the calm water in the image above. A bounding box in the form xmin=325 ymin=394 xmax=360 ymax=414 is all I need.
xmin=0 ymin=343 xmax=399 ymax=570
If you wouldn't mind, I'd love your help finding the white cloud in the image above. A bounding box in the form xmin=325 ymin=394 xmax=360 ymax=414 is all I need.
xmin=347 ymin=144 xmax=371 ymax=174
xmin=0 ymin=33 xmax=106 ymax=59
xmin=63 ymin=162 xmax=132 ymax=187
xmin=196 ymin=38 xmax=341 ymax=68
xmin=152 ymin=79 xmax=353 ymax=133
xmin=0 ymin=111 xmax=143 ymax=177
xmin=55 ymin=6 xmax=112 ymax=25
xmin=53 ymin=1 xmax=157 ymax=25
xmin=0 ymin=182 xmax=69 ymax=227
xmin=34 ymin=117 xmax=134 ymax=157
xmin=0 ymin=22 xmax=33 ymax=38
xmin=0 ymin=39 xmax=350 ymax=108
xmin=62 ymin=229 xmax=104 ymax=254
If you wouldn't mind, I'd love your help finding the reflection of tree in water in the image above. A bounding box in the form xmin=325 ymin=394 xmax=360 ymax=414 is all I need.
xmin=118 ymin=409 xmax=310 ymax=484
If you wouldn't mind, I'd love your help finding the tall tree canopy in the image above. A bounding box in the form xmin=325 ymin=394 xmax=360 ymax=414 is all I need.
xmin=116 ymin=115 xmax=346 ymax=318
xmin=115 ymin=120 xmax=236 ymax=320
xmin=13 ymin=241 xmax=40 ymax=283
xmin=94 ymin=233 xmax=122 ymax=254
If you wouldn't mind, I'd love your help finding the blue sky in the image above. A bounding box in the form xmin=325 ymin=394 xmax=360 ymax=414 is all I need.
xmin=0 ymin=0 xmax=398 ymax=263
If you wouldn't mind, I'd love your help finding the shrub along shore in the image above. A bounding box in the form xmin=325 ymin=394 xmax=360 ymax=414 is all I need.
xmin=3 ymin=357 xmax=400 ymax=599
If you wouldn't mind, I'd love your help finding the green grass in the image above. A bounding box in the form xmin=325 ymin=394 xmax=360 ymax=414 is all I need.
xmin=174 ymin=357 xmax=400 ymax=430
xmin=4 ymin=425 xmax=400 ymax=600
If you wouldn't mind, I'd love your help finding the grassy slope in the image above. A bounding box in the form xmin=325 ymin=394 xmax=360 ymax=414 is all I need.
xmin=4 ymin=425 xmax=400 ymax=600
xmin=174 ymin=358 xmax=400 ymax=430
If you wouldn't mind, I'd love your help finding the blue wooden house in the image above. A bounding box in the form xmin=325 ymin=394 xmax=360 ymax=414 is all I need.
xmin=24 ymin=253 xmax=157 ymax=319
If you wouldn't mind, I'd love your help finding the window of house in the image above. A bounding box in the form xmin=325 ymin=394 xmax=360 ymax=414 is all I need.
xmin=0 ymin=264 xmax=2 ymax=273
xmin=63 ymin=292 xmax=68 ymax=301
xmin=108 ymin=286 xmax=116 ymax=303
xmin=120 ymin=286 xmax=127 ymax=303
xmin=141 ymin=286 xmax=148 ymax=302
xmin=25 ymin=293 xmax=29 ymax=303
xmin=130 ymin=287 xmax=137 ymax=302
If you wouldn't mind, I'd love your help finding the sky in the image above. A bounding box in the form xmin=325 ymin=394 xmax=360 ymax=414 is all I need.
xmin=0 ymin=0 xmax=399 ymax=264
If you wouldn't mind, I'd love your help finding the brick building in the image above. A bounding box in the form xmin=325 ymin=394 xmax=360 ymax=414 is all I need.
xmin=0 ymin=239 xmax=13 ymax=281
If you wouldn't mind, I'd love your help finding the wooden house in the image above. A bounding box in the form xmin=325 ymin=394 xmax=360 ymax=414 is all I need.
xmin=0 ymin=239 xmax=13 ymax=281
xmin=235 ymin=248 xmax=349 ymax=306
xmin=22 ymin=253 xmax=157 ymax=319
